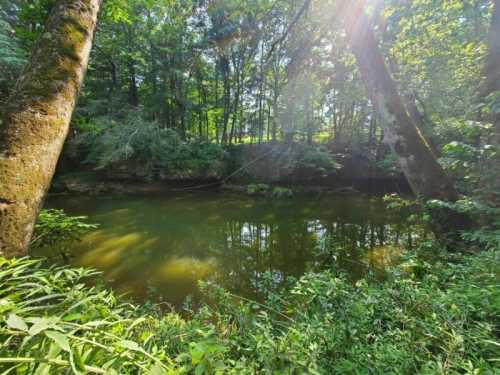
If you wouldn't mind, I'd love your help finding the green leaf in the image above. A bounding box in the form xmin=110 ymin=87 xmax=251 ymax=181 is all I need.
xmin=6 ymin=313 xmax=28 ymax=332
xmin=147 ymin=362 xmax=165 ymax=375
xmin=0 ymin=299 xmax=15 ymax=314
xmin=195 ymin=362 xmax=206 ymax=375
xmin=69 ymin=349 xmax=85 ymax=375
xmin=28 ymin=317 xmax=58 ymax=336
xmin=190 ymin=342 xmax=206 ymax=364
xmin=120 ymin=340 xmax=141 ymax=351
xmin=34 ymin=343 xmax=62 ymax=375
xmin=45 ymin=330 xmax=70 ymax=352
xmin=62 ymin=313 xmax=83 ymax=322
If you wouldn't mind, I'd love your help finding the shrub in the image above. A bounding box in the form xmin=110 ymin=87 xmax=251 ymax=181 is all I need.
xmin=376 ymin=152 xmax=400 ymax=176
xmin=296 ymin=146 xmax=341 ymax=171
xmin=68 ymin=112 xmax=226 ymax=181
xmin=427 ymin=198 xmax=500 ymax=250
xmin=31 ymin=209 xmax=98 ymax=253
xmin=271 ymin=187 xmax=293 ymax=199
xmin=1 ymin=249 xmax=498 ymax=374
xmin=246 ymin=184 xmax=294 ymax=199
xmin=246 ymin=183 xmax=270 ymax=196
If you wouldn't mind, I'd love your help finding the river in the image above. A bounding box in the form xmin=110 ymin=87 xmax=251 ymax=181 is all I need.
xmin=45 ymin=192 xmax=416 ymax=306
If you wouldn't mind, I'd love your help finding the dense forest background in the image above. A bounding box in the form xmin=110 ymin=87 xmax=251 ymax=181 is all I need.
xmin=1 ymin=0 xmax=497 ymax=192
xmin=0 ymin=1 xmax=499 ymax=373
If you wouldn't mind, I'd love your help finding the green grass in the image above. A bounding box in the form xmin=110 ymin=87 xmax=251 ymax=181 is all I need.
xmin=0 ymin=249 xmax=499 ymax=374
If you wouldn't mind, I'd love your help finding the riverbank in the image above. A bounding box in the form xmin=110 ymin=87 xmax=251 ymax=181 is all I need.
xmin=53 ymin=142 xmax=411 ymax=196
xmin=50 ymin=170 xmax=409 ymax=197
xmin=1 ymin=249 xmax=498 ymax=373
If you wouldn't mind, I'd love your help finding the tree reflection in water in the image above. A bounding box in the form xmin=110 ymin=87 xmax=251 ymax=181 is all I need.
xmin=45 ymin=192 xmax=421 ymax=305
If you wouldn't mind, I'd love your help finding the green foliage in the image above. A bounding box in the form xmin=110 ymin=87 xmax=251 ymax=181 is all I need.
xmin=271 ymin=186 xmax=293 ymax=199
xmin=439 ymin=133 xmax=497 ymax=195
xmin=31 ymin=209 xmax=98 ymax=252
xmin=377 ymin=153 xmax=400 ymax=176
xmin=385 ymin=0 xmax=489 ymax=122
xmin=71 ymin=113 xmax=226 ymax=181
xmin=0 ymin=18 xmax=26 ymax=71
xmin=296 ymin=146 xmax=341 ymax=171
xmin=12 ymin=0 xmax=54 ymax=46
xmin=0 ymin=257 xmax=170 ymax=374
xmin=427 ymin=198 xmax=500 ymax=250
xmin=246 ymin=183 xmax=270 ymax=196
xmin=383 ymin=194 xmax=500 ymax=251
xmin=246 ymin=184 xmax=293 ymax=199
xmin=0 ymin=17 xmax=27 ymax=103
xmin=1 ymin=249 xmax=499 ymax=374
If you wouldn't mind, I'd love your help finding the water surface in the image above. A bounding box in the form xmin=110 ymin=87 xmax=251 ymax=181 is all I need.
xmin=45 ymin=192 xmax=415 ymax=305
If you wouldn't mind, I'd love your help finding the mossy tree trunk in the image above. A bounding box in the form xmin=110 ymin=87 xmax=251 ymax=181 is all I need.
xmin=341 ymin=1 xmax=458 ymax=202
xmin=0 ymin=0 xmax=101 ymax=258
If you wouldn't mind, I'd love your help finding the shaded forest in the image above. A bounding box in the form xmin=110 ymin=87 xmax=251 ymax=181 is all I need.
xmin=0 ymin=0 xmax=499 ymax=373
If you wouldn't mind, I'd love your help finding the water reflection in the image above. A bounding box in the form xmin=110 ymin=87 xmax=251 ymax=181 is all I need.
xmin=44 ymin=192 xmax=418 ymax=305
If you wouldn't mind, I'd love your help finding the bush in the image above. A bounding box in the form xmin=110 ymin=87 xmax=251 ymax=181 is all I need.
xmin=246 ymin=183 xmax=270 ymax=196
xmin=296 ymin=146 xmax=341 ymax=171
xmin=68 ymin=113 xmax=226 ymax=181
xmin=376 ymin=152 xmax=400 ymax=176
xmin=0 ymin=18 xmax=27 ymax=105
xmin=426 ymin=198 xmax=500 ymax=251
xmin=271 ymin=187 xmax=293 ymax=199
xmin=31 ymin=209 xmax=98 ymax=253
xmin=246 ymin=184 xmax=293 ymax=199
xmin=1 ymin=249 xmax=498 ymax=374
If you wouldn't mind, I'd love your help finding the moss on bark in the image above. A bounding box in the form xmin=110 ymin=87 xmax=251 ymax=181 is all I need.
xmin=0 ymin=0 xmax=101 ymax=258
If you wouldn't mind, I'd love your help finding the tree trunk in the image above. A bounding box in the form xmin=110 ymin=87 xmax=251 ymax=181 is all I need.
xmin=403 ymin=93 xmax=440 ymax=157
xmin=481 ymin=0 xmax=500 ymax=104
xmin=128 ymin=59 xmax=139 ymax=107
xmin=0 ymin=0 xmax=101 ymax=258
xmin=221 ymin=58 xmax=230 ymax=144
xmin=229 ymin=69 xmax=241 ymax=144
xmin=480 ymin=0 xmax=500 ymax=205
xmin=481 ymin=0 xmax=500 ymax=138
xmin=342 ymin=1 xmax=458 ymax=202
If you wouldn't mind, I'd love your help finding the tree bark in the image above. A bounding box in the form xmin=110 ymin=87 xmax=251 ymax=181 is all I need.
xmin=342 ymin=1 xmax=458 ymax=202
xmin=481 ymin=0 xmax=500 ymax=103
xmin=0 ymin=0 xmax=101 ymax=258
xmin=402 ymin=93 xmax=440 ymax=157
xmin=480 ymin=0 xmax=500 ymax=205
xmin=128 ymin=59 xmax=139 ymax=107
xmin=481 ymin=0 xmax=500 ymax=138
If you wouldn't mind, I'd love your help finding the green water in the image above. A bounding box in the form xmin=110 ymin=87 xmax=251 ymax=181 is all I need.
xmin=45 ymin=192 xmax=415 ymax=305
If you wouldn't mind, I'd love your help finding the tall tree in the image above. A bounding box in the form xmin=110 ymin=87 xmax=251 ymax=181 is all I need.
xmin=482 ymin=0 xmax=500 ymax=132
xmin=341 ymin=1 xmax=458 ymax=202
xmin=480 ymin=0 xmax=500 ymax=204
xmin=0 ymin=0 xmax=101 ymax=258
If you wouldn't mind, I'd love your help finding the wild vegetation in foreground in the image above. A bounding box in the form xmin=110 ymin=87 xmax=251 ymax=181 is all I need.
xmin=1 ymin=245 xmax=499 ymax=374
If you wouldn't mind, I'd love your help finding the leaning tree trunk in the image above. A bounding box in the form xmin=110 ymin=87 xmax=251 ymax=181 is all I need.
xmin=0 ymin=0 xmax=101 ymax=258
xmin=341 ymin=1 xmax=458 ymax=202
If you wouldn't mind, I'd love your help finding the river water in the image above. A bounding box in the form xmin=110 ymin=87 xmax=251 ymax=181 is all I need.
xmin=45 ymin=192 xmax=416 ymax=306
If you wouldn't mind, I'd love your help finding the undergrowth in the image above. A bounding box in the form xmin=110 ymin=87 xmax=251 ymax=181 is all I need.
xmin=0 ymin=249 xmax=499 ymax=374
